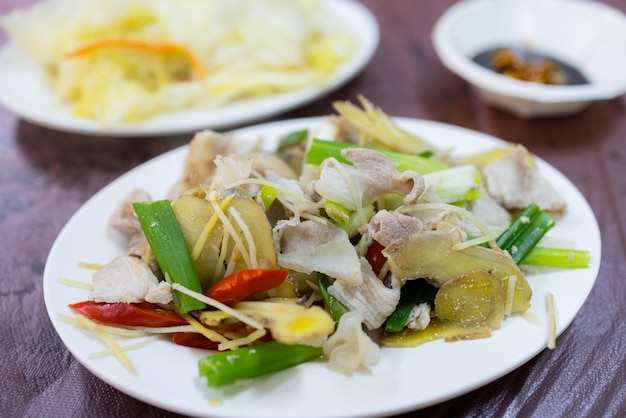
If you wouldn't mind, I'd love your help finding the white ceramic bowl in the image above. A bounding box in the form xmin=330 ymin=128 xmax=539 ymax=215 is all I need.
xmin=432 ymin=0 xmax=626 ymax=118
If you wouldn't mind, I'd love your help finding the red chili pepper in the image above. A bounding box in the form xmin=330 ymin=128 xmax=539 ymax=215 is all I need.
xmin=204 ymin=268 xmax=289 ymax=305
xmin=68 ymin=301 xmax=187 ymax=327
xmin=365 ymin=240 xmax=386 ymax=275
xmin=172 ymin=332 xmax=220 ymax=350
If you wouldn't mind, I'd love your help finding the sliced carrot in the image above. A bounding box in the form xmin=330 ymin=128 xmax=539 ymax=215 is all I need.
xmin=64 ymin=39 xmax=208 ymax=79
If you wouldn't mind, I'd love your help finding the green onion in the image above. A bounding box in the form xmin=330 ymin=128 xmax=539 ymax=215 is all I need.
xmin=385 ymin=279 xmax=437 ymax=332
xmin=520 ymin=246 xmax=590 ymax=268
xmin=306 ymin=138 xmax=448 ymax=174
xmin=323 ymin=200 xmax=352 ymax=227
xmin=494 ymin=203 xmax=588 ymax=268
xmin=508 ymin=211 xmax=555 ymax=264
xmin=198 ymin=341 xmax=323 ymax=387
xmin=278 ymin=129 xmax=308 ymax=151
xmin=422 ymin=165 xmax=482 ymax=204
xmin=133 ymin=200 xmax=206 ymax=314
xmin=257 ymin=184 xmax=278 ymax=211
xmin=317 ymin=272 xmax=349 ymax=322
xmin=495 ymin=203 xmax=556 ymax=265
xmin=496 ymin=203 xmax=541 ymax=251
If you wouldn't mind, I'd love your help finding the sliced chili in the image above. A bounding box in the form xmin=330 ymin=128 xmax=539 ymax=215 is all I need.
xmin=365 ymin=239 xmax=386 ymax=276
xmin=172 ymin=332 xmax=220 ymax=350
xmin=68 ymin=301 xmax=187 ymax=328
xmin=204 ymin=268 xmax=289 ymax=306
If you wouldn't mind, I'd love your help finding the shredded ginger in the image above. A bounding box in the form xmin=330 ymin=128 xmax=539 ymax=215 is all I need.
xmin=1 ymin=0 xmax=357 ymax=125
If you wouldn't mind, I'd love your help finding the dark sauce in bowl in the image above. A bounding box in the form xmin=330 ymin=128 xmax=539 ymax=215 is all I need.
xmin=472 ymin=47 xmax=589 ymax=85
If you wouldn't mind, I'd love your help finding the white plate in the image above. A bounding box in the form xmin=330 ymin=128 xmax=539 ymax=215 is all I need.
xmin=0 ymin=0 xmax=378 ymax=137
xmin=43 ymin=117 xmax=601 ymax=418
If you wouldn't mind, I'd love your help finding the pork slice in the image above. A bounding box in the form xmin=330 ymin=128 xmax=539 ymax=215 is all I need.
xmin=314 ymin=149 xmax=425 ymax=210
xmin=90 ymin=256 xmax=172 ymax=305
xmin=108 ymin=188 xmax=151 ymax=238
xmin=467 ymin=185 xmax=512 ymax=230
xmin=359 ymin=209 xmax=422 ymax=247
xmin=169 ymin=129 xmax=262 ymax=197
xmin=276 ymin=220 xmax=362 ymax=285
xmin=328 ymin=258 xmax=401 ymax=330
xmin=482 ymin=148 xmax=566 ymax=213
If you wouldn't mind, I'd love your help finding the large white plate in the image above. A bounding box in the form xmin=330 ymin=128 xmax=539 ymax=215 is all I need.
xmin=43 ymin=117 xmax=601 ymax=418
xmin=0 ymin=0 xmax=378 ymax=137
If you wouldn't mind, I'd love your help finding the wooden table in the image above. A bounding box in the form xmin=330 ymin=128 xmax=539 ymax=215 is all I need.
xmin=1 ymin=1 xmax=625 ymax=417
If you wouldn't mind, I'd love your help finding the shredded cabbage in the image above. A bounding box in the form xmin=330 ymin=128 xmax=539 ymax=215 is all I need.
xmin=1 ymin=0 xmax=357 ymax=125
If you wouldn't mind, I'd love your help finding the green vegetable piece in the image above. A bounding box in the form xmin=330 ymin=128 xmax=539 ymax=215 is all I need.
xmin=496 ymin=203 xmax=541 ymax=251
xmin=521 ymin=246 xmax=590 ymax=268
xmin=317 ymin=272 xmax=349 ymax=322
xmin=509 ymin=211 xmax=555 ymax=264
xmin=258 ymin=184 xmax=278 ymax=211
xmin=133 ymin=200 xmax=206 ymax=314
xmin=324 ymin=200 xmax=352 ymax=227
xmin=198 ymin=341 xmax=323 ymax=387
xmin=278 ymin=129 xmax=308 ymax=151
xmin=385 ymin=279 xmax=437 ymax=332
xmin=306 ymin=139 xmax=448 ymax=174
xmin=422 ymin=165 xmax=482 ymax=204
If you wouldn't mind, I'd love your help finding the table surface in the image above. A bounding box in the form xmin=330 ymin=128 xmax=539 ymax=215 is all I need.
xmin=1 ymin=1 xmax=625 ymax=417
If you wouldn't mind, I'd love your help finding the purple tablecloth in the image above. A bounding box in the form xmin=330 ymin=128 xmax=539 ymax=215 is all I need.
xmin=1 ymin=1 xmax=625 ymax=416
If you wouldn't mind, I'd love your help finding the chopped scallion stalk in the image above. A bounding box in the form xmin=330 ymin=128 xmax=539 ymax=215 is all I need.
xmin=317 ymin=272 xmax=349 ymax=322
xmin=496 ymin=203 xmax=541 ymax=251
xmin=257 ymin=184 xmax=278 ymax=211
xmin=133 ymin=200 xmax=206 ymax=314
xmin=422 ymin=165 xmax=482 ymax=204
xmin=385 ymin=279 xmax=437 ymax=332
xmin=508 ymin=211 xmax=555 ymax=264
xmin=278 ymin=129 xmax=308 ymax=151
xmin=520 ymin=246 xmax=590 ymax=268
xmin=306 ymin=139 xmax=447 ymax=174
xmin=198 ymin=341 xmax=322 ymax=387
xmin=495 ymin=203 xmax=556 ymax=265
xmin=324 ymin=200 xmax=352 ymax=227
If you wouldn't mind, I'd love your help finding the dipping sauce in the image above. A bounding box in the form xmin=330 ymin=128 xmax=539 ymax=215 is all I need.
xmin=472 ymin=47 xmax=589 ymax=85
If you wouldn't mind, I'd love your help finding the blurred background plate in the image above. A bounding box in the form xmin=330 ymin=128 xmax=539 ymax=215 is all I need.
xmin=0 ymin=0 xmax=379 ymax=137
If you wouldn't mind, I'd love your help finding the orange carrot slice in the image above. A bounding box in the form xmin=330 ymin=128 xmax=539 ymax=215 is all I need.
xmin=64 ymin=39 xmax=208 ymax=79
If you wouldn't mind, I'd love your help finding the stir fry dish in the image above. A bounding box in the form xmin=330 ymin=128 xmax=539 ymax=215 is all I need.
xmin=60 ymin=97 xmax=590 ymax=387
xmin=1 ymin=0 xmax=356 ymax=125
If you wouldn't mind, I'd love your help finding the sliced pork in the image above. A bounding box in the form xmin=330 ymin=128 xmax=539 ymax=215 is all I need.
xmin=482 ymin=147 xmax=566 ymax=213
xmin=328 ymin=258 xmax=401 ymax=330
xmin=359 ymin=209 xmax=422 ymax=247
xmin=170 ymin=129 xmax=262 ymax=197
xmin=90 ymin=256 xmax=172 ymax=305
xmin=276 ymin=220 xmax=363 ymax=285
xmin=313 ymin=148 xmax=425 ymax=210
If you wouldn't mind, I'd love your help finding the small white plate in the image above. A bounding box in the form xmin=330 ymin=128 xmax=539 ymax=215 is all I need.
xmin=43 ymin=117 xmax=601 ymax=418
xmin=432 ymin=0 xmax=626 ymax=118
xmin=0 ymin=0 xmax=378 ymax=137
